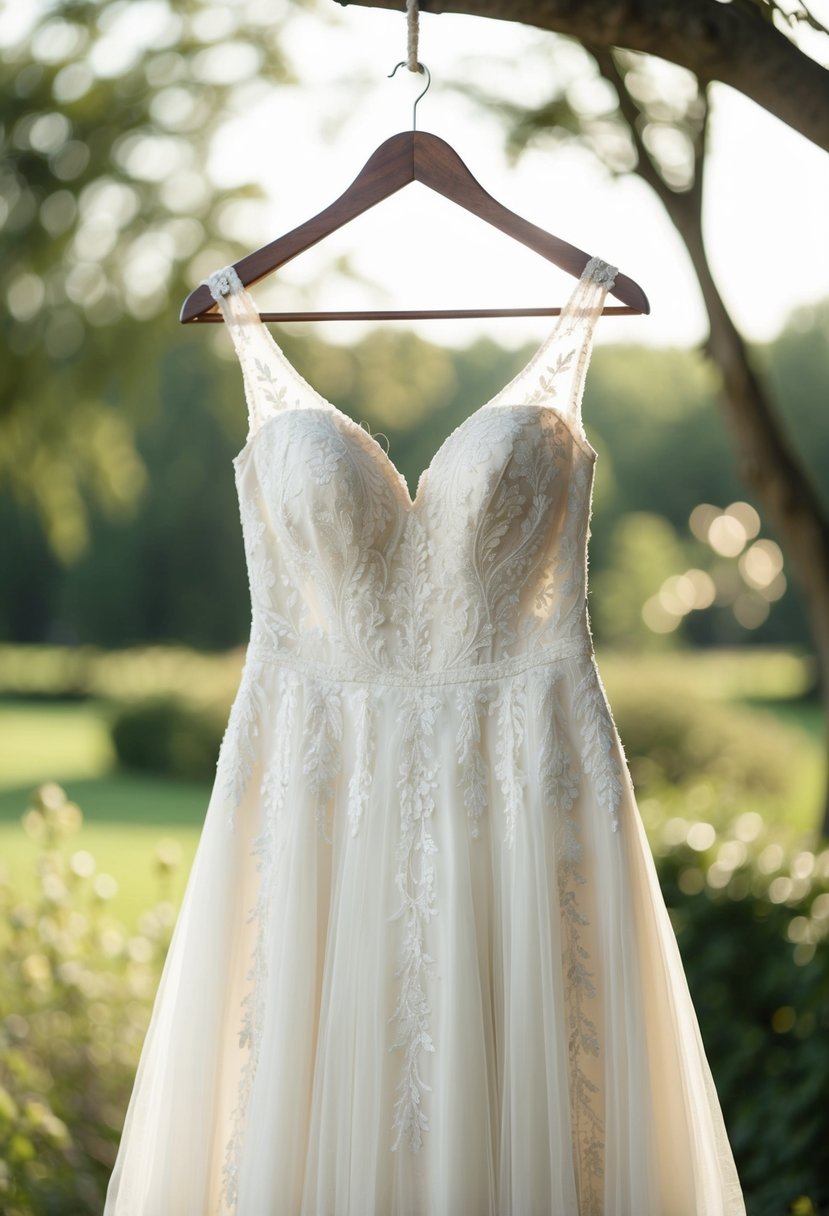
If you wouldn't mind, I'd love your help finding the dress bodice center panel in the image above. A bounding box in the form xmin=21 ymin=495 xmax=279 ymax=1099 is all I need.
xmin=235 ymin=399 xmax=595 ymax=679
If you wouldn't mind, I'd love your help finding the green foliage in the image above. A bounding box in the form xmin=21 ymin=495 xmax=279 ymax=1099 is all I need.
xmin=0 ymin=640 xmax=243 ymax=705
xmin=764 ymin=300 xmax=829 ymax=515
xmin=0 ymin=783 xmax=177 ymax=1213
xmin=655 ymin=821 xmax=829 ymax=1216
xmin=0 ymin=0 xmax=290 ymax=558
xmin=590 ymin=511 xmax=692 ymax=647
xmin=1 ymin=783 xmax=827 ymax=1213
xmin=110 ymin=695 xmax=223 ymax=781
xmin=611 ymin=677 xmax=795 ymax=815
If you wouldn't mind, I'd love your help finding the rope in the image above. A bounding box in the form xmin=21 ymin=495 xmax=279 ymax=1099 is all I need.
xmin=406 ymin=0 xmax=419 ymax=72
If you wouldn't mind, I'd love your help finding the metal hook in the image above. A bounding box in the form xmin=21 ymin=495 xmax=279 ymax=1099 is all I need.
xmin=388 ymin=61 xmax=431 ymax=132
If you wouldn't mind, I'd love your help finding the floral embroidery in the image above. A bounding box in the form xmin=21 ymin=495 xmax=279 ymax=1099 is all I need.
xmin=389 ymin=691 xmax=440 ymax=1152
xmin=302 ymin=679 xmax=343 ymax=842
xmin=454 ymin=685 xmax=489 ymax=838
xmin=491 ymin=676 xmax=527 ymax=848
xmin=388 ymin=512 xmax=434 ymax=673
xmin=535 ymin=670 xmax=581 ymax=862
xmin=203 ymin=264 xmax=243 ymax=298
xmin=559 ymin=847 xmax=605 ymax=1216
xmin=573 ymin=664 xmax=624 ymax=832
xmin=221 ymin=669 xmax=298 ymax=1208
xmin=585 ymin=255 xmax=617 ymax=289
xmin=526 ymin=348 xmax=575 ymax=405
xmin=534 ymin=668 xmax=606 ymax=1215
xmin=307 ymin=431 xmax=344 ymax=487
xmin=217 ymin=657 xmax=267 ymax=823
xmin=254 ymin=358 xmax=293 ymax=412
xmin=347 ymin=686 xmax=374 ymax=837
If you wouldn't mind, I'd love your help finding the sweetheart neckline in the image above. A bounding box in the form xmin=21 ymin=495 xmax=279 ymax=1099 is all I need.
xmin=232 ymin=400 xmax=597 ymax=513
xmin=226 ymin=260 xmax=607 ymax=512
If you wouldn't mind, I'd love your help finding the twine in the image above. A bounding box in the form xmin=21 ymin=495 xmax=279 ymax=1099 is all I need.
xmin=406 ymin=0 xmax=419 ymax=72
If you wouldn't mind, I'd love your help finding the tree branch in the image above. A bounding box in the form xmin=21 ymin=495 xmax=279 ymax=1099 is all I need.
xmin=591 ymin=47 xmax=706 ymax=227
xmin=334 ymin=0 xmax=829 ymax=154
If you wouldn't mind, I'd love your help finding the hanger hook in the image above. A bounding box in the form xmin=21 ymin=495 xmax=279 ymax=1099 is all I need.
xmin=388 ymin=61 xmax=431 ymax=132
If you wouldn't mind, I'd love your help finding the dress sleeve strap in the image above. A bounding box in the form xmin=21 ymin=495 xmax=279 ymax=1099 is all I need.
xmin=482 ymin=255 xmax=617 ymax=450
xmin=559 ymin=256 xmax=617 ymax=445
xmin=201 ymin=265 xmax=284 ymax=443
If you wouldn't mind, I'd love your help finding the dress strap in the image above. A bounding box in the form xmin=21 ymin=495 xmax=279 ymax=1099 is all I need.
xmin=559 ymin=256 xmax=617 ymax=444
xmin=201 ymin=265 xmax=288 ymax=442
xmin=488 ymin=255 xmax=617 ymax=449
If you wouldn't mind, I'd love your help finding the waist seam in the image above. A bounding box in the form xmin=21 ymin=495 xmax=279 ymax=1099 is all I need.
xmin=245 ymin=634 xmax=592 ymax=688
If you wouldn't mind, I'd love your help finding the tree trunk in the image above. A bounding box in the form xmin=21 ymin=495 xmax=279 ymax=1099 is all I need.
xmin=335 ymin=0 xmax=829 ymax=154
xmin=672 ymin=199 xmax=829 ymax=838
xmin=591 ymin=43 xmax=829 ymax=839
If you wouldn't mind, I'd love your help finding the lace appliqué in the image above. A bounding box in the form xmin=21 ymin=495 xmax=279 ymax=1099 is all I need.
xmin=203 ymin=263 xmax=243 ymax=300
xmin=559 ymin=848 xmax=604 ymax=1216
xmin=221 ymin=670 xmax=298 ymax=1208
xmin=584 ymin=255 xmax=617 ymax=290
xmin=389 ymin=691 xmax=440 ymax=1153
xmin=389 ymin=513 xmax=434 ymax=673
xmin=217 ymin=658 xmax=267 ymax=824
xmin=534 ymin=669 xmax=605 ymax=1216
xmin=454 ymin=686 xmax=489 ymax=839
xmin=347 ymin=686 xmax=375 ymax=837
xmin=535 ymin=671 xmax=582 ymax=863
xmin=302 ymin=680 xmax=343 ymax=843
xmin=573 ymin=664 xmax=624 ymax=832
xmin=525 ymin=349 xmax=575 ymax=406
xmin=491 ymin=677 xmax=526 ymax=848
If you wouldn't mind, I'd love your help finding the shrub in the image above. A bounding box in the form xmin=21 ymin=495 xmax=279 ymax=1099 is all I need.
xmin=653 ymin=812 xmax=829 ymax=1216
xmin=611 ymin=680 xmax=795 ymax=818
xmin=109 ymin=695 xmax=224 ymax=781
xmin=0 ymin=784 xmax=176 ymax=1214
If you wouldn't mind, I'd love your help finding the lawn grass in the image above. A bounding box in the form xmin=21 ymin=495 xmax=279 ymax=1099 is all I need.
xmin=597 ymin=647 xmax=824 ymax=840
xmin=0 ymin=772 xmax=213 ymax=828
xmin=0 ymin=698 xmax=115 ymax=787
xmin=595 ymin=644 xmax=814 ymax=704
xmin=0 ymin=821 xmax=201 ymax=930
xmin=0 ymin=773 xmax=210 ymax=928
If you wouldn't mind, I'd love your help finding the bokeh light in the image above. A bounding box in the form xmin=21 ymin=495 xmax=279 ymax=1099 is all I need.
xmin=650 ymin=500 xmax=787 ymax=637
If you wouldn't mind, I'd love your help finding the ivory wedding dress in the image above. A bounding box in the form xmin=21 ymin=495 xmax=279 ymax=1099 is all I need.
xmin=105 ymin=257 xmax=745 ymax=1215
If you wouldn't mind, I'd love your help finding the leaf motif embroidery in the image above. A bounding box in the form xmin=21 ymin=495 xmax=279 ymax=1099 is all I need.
xmin=217 ymin=658 xmax=268 ymax=823
xmin=454 ymin=685 xmax=490 ymax=838
xmin=490 ymin=677 xmax=526 ymax=848
xmin=302 ymin=679 xmax=343 ymax=842
xmin=389 ymin=692 xmax=440 ymax=1152
xmin=388 ymin=514 xmax=433 ymax=673
xmin=221 ymin=670 xmax=298 ymax=1208
xmin=573 ymin=665 xmax=624 ymax=832
xmin=347 ymin=686 xmax=374 ymax=837
xmin=535 ymin=670 xmax=582 ymax=863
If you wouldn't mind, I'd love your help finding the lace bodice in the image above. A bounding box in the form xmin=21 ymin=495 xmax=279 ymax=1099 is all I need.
xmin=202 ymin=258 xmax=616 ymax=684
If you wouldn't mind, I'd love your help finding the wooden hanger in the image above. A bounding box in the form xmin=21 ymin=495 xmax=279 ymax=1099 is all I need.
xmin=180 ymin=83 xmax=649 ymax=324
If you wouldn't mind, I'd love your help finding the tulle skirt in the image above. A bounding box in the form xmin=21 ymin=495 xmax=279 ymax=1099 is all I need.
xmin=105 ymin=652 xmax=744 ymax=1215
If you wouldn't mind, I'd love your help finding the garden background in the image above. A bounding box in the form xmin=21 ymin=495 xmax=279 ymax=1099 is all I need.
xmin=2 ymin=1 xmax=829 ymax=1214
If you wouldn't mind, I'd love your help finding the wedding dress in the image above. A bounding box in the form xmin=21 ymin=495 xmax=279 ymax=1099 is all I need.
xmin=105 ymin=256 xmax=745 ymax=1215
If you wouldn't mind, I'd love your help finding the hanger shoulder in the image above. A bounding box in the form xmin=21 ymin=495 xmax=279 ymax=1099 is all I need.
xmin=181 ymin=133 xmax=418 ymax=323
xmin=411 ymin=131 xmax=649 ymax=314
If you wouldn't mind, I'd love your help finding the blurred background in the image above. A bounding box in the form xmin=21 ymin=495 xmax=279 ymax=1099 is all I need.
xmin=1 ymin=0 xmax=828 ymax=1212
